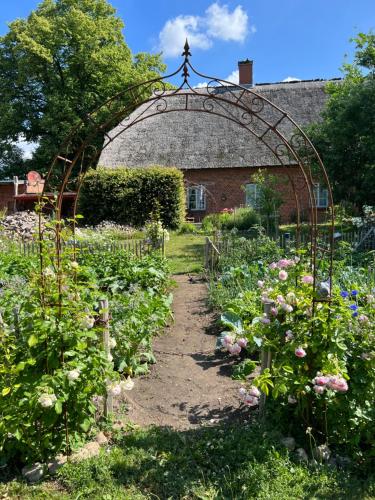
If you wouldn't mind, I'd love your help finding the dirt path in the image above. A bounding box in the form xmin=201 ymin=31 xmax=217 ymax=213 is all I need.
xmin=125 ymin=275 xmax=245 ymax=429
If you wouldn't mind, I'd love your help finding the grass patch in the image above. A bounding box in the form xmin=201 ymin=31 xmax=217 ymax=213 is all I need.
xmin=165 ymin=232 xmax=205 ymax=274
xmin=1 ymin=422 xmax=373 ymax=499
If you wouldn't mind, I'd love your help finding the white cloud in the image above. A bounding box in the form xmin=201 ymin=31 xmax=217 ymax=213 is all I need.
xmin=194 ymin=82 xmax=209 ymax=89
xmin=16 ymin=136 xmax=38 ymax=159
xmin=282 ymin=76 xmax=302 ymax=83
xmin=194 ymin=69 xmax=239 ymax=88
xmin=158 ymin=3 xmax=254 ymax=58
xmin=223 ymin=69 xmax=239 ymax=84
xmin=206 ymin=3 xmax=248 ymax=42
xmin=158 ymin=15 xmax=211 ymax=58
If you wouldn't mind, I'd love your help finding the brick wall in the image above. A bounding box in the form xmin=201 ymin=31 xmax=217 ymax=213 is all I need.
xmin=0 ymin=184 xmax=26 ymax=213
xmin=183 ymin=166 xmax=313 ymax=223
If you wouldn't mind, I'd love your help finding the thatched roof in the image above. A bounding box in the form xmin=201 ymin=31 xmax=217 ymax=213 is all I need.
xmin=99 ymin=79 xmax=340 ymax=170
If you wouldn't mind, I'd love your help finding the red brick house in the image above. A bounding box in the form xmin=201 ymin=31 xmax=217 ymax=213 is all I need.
xmin=99 ymin=61 xmax=337 ymax=223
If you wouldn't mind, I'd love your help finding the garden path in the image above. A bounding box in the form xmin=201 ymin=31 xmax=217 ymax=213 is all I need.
xmin=124 ymin=274 xmax=245 ymax=429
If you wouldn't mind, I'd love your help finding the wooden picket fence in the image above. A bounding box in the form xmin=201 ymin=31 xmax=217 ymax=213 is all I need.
xmin=13 ymin=237 xmax=164 ymax=258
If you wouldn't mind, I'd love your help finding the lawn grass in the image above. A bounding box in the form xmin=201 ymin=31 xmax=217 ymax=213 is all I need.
xmin=165 ymin=232 xmax=206 ymax=274
xmin=1 ymin=422 xmax=373 ymax=499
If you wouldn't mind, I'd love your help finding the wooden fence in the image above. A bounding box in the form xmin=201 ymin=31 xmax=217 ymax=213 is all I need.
xmin=204 ymin=228 xmax=374 ymax=271
xmin=9 ymin=237 xmax=165 ymax=258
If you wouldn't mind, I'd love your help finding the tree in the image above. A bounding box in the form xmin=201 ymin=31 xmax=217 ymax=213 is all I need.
xmin=0 ymin=0 xmax=166 ymax=176
xmin=0 ymin=142 xmax=26 ymax=180
xmin=307 ymin=32 xmax=375 ymax=209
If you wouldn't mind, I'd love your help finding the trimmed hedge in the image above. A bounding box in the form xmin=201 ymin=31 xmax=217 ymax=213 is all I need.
xmin=79 ymin=167 xmax=185 ymax=228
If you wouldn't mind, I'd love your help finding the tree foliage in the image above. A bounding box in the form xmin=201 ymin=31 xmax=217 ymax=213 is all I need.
xmin=307 ymin=33 xmax=375 ymax=209
xmin=0 ymin=142 xmax=26 ymax=179
xmin=0 ymin=0 xmax=165 ymax=174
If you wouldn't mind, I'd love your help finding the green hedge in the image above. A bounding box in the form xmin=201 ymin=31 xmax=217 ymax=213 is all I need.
xmin=79 ymin=167 xmax=185 ymax=228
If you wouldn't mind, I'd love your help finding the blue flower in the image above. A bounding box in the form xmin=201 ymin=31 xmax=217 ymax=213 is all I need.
xmin=352 ymin=312 xmax=359 ymax=318
xmin=340 ymin=291 xmax=349 ymax=298
xmin=351 ymin=290 xmax=358 ymax=296
xmin=349 ymin=304 xmax=358 ymax=311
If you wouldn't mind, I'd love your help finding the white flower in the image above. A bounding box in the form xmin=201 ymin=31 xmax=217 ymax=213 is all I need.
xmin=70 ymin=261 xmax=79 ymax=270
xmin=239 ymin=387 xmax=247 ymax=398
xmin=38 ymin=393 xmax=57 ymax=408
xmin=107 ymin=382 xmax=122 ymax=396
xmin=80 ymin=315 xmax=95 ymax=329
xmin=286 ymin=292 xmax=297 ymax=305
xmin=108 ymin=337 xmax=117 ymax=349
xmin=120 ymin=378 xmax=135 ymax=391
xmin=107 ymin=353 xmax=113 ymax=363
xmin=281 ymin=303 xmax=293 ymax=313
xmin=288 ymin=395 xmax=297 ymax=404
xmin=43 ymin=267 xmax=55 ymax=278
xmin=67 ymin=368 xmax=81 ymax=381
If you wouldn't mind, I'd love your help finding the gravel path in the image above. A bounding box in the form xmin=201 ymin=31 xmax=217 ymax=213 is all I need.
xmin=125 ymin=274 xmax=245 ymax=429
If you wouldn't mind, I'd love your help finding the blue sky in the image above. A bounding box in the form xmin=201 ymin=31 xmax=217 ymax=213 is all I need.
xmin=0 ymin=0 xmax=374 ymax=86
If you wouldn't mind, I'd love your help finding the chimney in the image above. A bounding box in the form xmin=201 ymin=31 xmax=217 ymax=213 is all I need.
xmin=238 ymin=59 xmax=253 ymax=86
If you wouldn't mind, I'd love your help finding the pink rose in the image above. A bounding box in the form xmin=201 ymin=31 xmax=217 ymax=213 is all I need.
xmin=313 ymin=376 xmax=330 ymax=386
xmin=313 ymin=385 xmax=325 ymax=394
xmin=248 ymin=386 xmax=261 ymax=398
xmin=277 ymin=259 xmax=290 ymax=269
xmin=270 ymin=307 xmax=278 ymax=317
xmin=260 ymin=316 xmax=271 ymax=325
xmin=269 ymin=262 xmax=277 ymax=270
xmin=277 ymin=294 xmax=285 ymax=304
xmin=295 ymin=347 xmax=306 ymax=358
xmin=358 ymin=314 xmax=369 ymax=323
xmin=228 ymin=343 xmax=241 ymax=355
xmin=222 ymin=335 xmax=234 ymax=347
xmin=328 ymin=376 xmax=348 ymax=393
xmin=279 ymin=270 xmax=288 ymax=281
xmin=237 ymin=338 xmax=248 ymax=348
xmin=244 ymin=394 xmax=259 ymax=407
xmin=302 ymin=275 xmax=314 ymax=284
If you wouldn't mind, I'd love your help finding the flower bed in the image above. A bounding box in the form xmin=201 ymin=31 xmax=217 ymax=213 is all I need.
xmin=211 ymin=240 xmax=375 ymax=460
xmin=0 ymin=243 xmax=172 ymax=465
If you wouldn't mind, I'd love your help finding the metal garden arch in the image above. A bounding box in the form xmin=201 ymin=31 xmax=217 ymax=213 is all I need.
xmin=42 ymin=40 xmax=335 ymax=301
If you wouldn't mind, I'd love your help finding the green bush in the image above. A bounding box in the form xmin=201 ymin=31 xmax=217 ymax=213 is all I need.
xmin=79 ymin=167 xmax=185 ymax=229
xmin=177 ymin=222 xmax=197 ymax=234
xmin=202 ymin=208 xmax=260 ymax=232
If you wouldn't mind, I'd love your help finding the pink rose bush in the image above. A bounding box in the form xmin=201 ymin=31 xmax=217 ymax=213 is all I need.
xmin=216 ymin=252 xmax=375 ymax=449
xmin=239 ymin=386 xmax=261 ymax=407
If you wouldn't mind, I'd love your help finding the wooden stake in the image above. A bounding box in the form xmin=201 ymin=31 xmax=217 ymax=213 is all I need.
xmin=259 ymin=299 xmax=274 ymax=418
xmin=99 ymin=298 xmax=113 ymax=417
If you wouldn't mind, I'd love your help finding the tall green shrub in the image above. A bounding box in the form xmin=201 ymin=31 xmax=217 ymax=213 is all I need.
xmin=79 ymin=167 xmax=185 ymax=229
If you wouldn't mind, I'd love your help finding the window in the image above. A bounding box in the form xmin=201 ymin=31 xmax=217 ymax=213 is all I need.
xmin=313 ymin=184 xmax=329 ymax=208
xmin=245 ymin=183 xmax=259 ymax=208
xmin=187 ymin=185 xmax=206 ymax=211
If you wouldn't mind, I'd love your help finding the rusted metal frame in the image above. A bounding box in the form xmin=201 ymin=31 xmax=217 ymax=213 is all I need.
xmin=44 ymin=41 xmax=333 ymax=306
xmin=64 ymin=93 xmax=316 ymax=246
xmin=186 ymin=58 xmax=331 ymax=270
xmin=43 ymin=64 xmax=186 ymax=191
xmin=68 ymin=103 xmax=302 ymax=236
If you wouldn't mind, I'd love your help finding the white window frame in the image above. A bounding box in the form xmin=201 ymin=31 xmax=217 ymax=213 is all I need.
xmin=245 ymin=183 xmax=260 ymax=209
xmin=187 ymin=185 xmax=206 ymax=211
xmin=313 ymin=184 xmax=329 ymax=208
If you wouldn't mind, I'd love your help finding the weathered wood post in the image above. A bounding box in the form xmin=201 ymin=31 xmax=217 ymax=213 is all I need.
xmin=99 ymin=298 xmax=113 ymax=417
xmin=259 ymin=299 xmax=274 ymax=418
xmin=204 ymin=236 xmax=209 ymax=270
